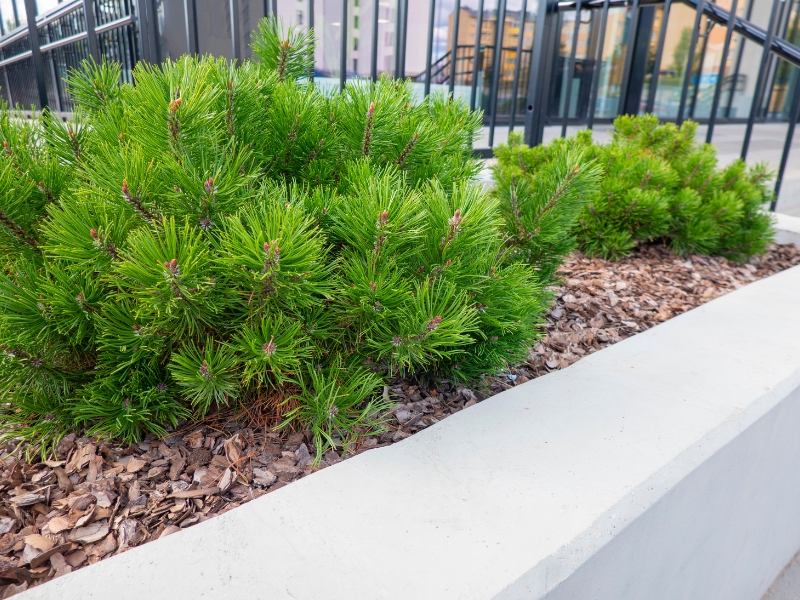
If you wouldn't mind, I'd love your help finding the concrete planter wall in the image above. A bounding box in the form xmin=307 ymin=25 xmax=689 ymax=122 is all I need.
xmin=20 ymin=265 xmax=800 ymax=599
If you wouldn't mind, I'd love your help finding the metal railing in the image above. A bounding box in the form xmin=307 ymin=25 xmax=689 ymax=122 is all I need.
xmin=0 ymin=0 xmax=799 ymax=208
xmin=0 ymin=0 xmax=137 ymax=112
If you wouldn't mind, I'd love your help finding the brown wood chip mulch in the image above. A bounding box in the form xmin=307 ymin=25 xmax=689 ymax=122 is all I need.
xmin=0 ymin=242 xmax=798 ymax=597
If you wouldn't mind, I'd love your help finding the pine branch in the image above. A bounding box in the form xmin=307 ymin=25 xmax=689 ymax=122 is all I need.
xmin=121 ymin=179 xmax=157 ymax=224
xmin=0 ymin=208 xmax=38 ymax=249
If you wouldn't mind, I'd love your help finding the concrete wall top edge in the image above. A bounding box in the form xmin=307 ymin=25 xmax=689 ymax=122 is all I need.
xmin=18 ymin=266 xmax=800 ymax=600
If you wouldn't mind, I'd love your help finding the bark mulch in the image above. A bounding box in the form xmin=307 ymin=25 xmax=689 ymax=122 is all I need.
xmin=0 ymin=242 xmax=798 ymax=597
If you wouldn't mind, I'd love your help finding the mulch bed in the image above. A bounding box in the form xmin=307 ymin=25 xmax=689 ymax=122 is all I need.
xmin=0 ymin=242 xmax=798 ymax=597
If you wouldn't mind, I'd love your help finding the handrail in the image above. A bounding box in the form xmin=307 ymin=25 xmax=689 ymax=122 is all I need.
xmin=0 ymin=10 xmax=133 ymax=68
xmin=555 ymin=0 xmax=800 ymax=68
xmin=0 ymin=0 xmax=83 ymax=54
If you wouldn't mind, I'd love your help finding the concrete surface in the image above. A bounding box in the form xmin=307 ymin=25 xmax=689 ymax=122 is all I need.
xmin=762 ymin=551 xmax=800 ymax=600
xmin=477 ymin=122 xmax=800 ymax=218
xmin=18 ymin=266 xmax=800 ymax=600
xmin=775 ymin=213 xmax=800 ymax=247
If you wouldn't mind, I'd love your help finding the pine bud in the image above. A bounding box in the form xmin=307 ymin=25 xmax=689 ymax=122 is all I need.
xmin=328 ymin=405 xmax=339 ymax=420
xmin=391 ymin=335 xmax=403 ymax=347
xmin=118 ymin=132 xmax=124 ymax=141
xmin=68 ymin=125 xmax=75 ymax=139
xmin=199 ymin=360 xmax=210 ymax=380
xmin=427 ymin=316 xmax=442 ymax=331
xmin=157 ymin=382 xmax=168 ymax=393
xmin=132 ymin=324 xmax=141 ymax=336
xmin=449 ymin=209 xmax=462 ymax=229
xmin=198 ymin=216 xmax=213 ymax=231
xmin=163 ymin=259 xmax=180 ymax=276
xmin=204 ymin=177 xmax=214 ymax=195
xmin=369 ymin=281 xmax=377 ymax=292
xmin=90 ymin=228 xmax=98 ymax=240
xmin=121 ymin=179 xmax=130 ymax=197
xmin=262 ymin=336 xmax=276 ymax=356
xmin=169 ymin=97 xmax=182 ymax=112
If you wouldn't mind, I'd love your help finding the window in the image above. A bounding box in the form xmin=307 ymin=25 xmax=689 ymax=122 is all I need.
xmin=354 ymin=37 xmax=359 ymax=51
xmin=354 ymin=15 xmax=359 ymax=29
xmin=354 ymin=0 xmax=359 ymax=6
xmin=297 ymin=10 xmax=303 ymax=25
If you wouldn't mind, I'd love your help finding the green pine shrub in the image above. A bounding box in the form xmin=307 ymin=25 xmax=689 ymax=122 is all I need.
xmin=494 ymin=114 xmax=775 ymax=261
xmin=0 ymin=18 xmax=550 ymax=458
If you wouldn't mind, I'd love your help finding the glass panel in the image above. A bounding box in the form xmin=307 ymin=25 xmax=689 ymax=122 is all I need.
xmin=404 ymin=0 xmax=432 ymax=80
xmin=376 ymin=0 xmax=397 ymax=77
xmin=13 ymin=0 xmax=26 ymax=28
xmin=551 ymin=7 xmax=591 ymax=119
xmin=766 ymin=59 xmax=797 ymax=119
xmin=196 ymin=0 xmax=233 ymax=59
xmin=36 ymin=0 xmax=61 ymax=17
xmin=592 ymin=5 xmax=628 ymax=119
xmin=0 ymin=0 xmax=20 ymax=35
xmin=239 ymin=0 xmax=267 ymax=60
xmin=347 ymin=0 xmax=372 ymax=77
xmin=156 ymin=0 xmax=189 ymax=59
xmin=313 ymin=0 xmax=343 ymax=92
xmin=639 ymin=5 xmax=663 ymax=113
xmin=650 ymin=2 xmax=694 ymax=119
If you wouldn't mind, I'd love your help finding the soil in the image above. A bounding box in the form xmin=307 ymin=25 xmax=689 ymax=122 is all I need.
xmin=0 ymin=242 xmax=798 ymax=597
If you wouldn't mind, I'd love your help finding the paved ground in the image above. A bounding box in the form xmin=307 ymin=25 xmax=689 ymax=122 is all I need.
xmin=762 ymin=551 xmax=800 ymax=599
xmin=478 ymin=123 xmax=800 ymax=217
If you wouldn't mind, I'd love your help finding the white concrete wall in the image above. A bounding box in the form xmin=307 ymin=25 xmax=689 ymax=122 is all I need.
xmin=19 ymin=265 xmax=800 ymax=600
xmin=774 ymin=213 xmax=800 ymax=247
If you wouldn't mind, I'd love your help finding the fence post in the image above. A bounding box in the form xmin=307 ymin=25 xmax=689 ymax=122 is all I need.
xmin=741 ymin=0 xmax=782 ymax=160
xmin=524 ymin=0 xmax=556 ymax=147
xmin=82 ymin=0 xmax=101 ymax=63
xmin=23 ymin=0 xmax=48 ymax=110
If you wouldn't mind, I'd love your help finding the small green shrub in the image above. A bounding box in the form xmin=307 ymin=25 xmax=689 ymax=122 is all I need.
xmin=495 ymin=115 xmax=775 ymax=261
xmin=0 ymin=18 xmax=551 ymax=457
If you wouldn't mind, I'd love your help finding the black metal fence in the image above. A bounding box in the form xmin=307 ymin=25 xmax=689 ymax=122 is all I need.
xmin=0 ymin=0 xmax=799 ymax=206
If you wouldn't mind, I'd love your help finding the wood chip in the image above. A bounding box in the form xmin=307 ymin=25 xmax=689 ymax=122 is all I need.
xmin=167 ymin=487 xmax=220 ymax=499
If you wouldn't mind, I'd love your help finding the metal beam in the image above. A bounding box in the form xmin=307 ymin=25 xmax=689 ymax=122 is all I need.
xmin=524 ymin=0 xmax=557 ymax=146
xmin=371 ymin=0 xmax=380 ymax=80
xmin=771 ymin=66 xmax=800 ymax=211
xmin=424 ymin=0 xmax=436 ymax=96
xmin=705 ymin=0 xmax=737 ymax=142
xmin=645 ymin=0 xmax=671 ymax=113
xmin=676 ymin=0 xmax=704 ymax=124
xmin=586 ymin=0 xmax=609 ymax=128
xmin=469 ymin=0 xmax=485 ymax=110
xmin=741 ymin=0 xmax=782 ymax=159
xmin=23 ymin=0 xmax=49 ymax=109
xmin=561 ymin=0 xmax=582 ymax=136
xmin=82 ymin=0 xmax=101 ymax=62
xmin=488 ymin=0 xmax=508 ymax=146
xmin=449 ymin=0 xmax=461 ymax=94
xmin=509 ymin=0 xmax=529 ymax=132
xmin=617 ymin=0 xmax=641 ymax=116
xmin=230 ymin=0 xmax=241 ymax=61
xmin=340 ymin=0 xmax=348 ymax=91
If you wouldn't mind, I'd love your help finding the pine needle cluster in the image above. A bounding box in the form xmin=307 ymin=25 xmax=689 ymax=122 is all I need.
xmin=0 ymin=18 xmax=549 ymax=458
xmin=495 ymin=115 xmax=775 ymax=261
